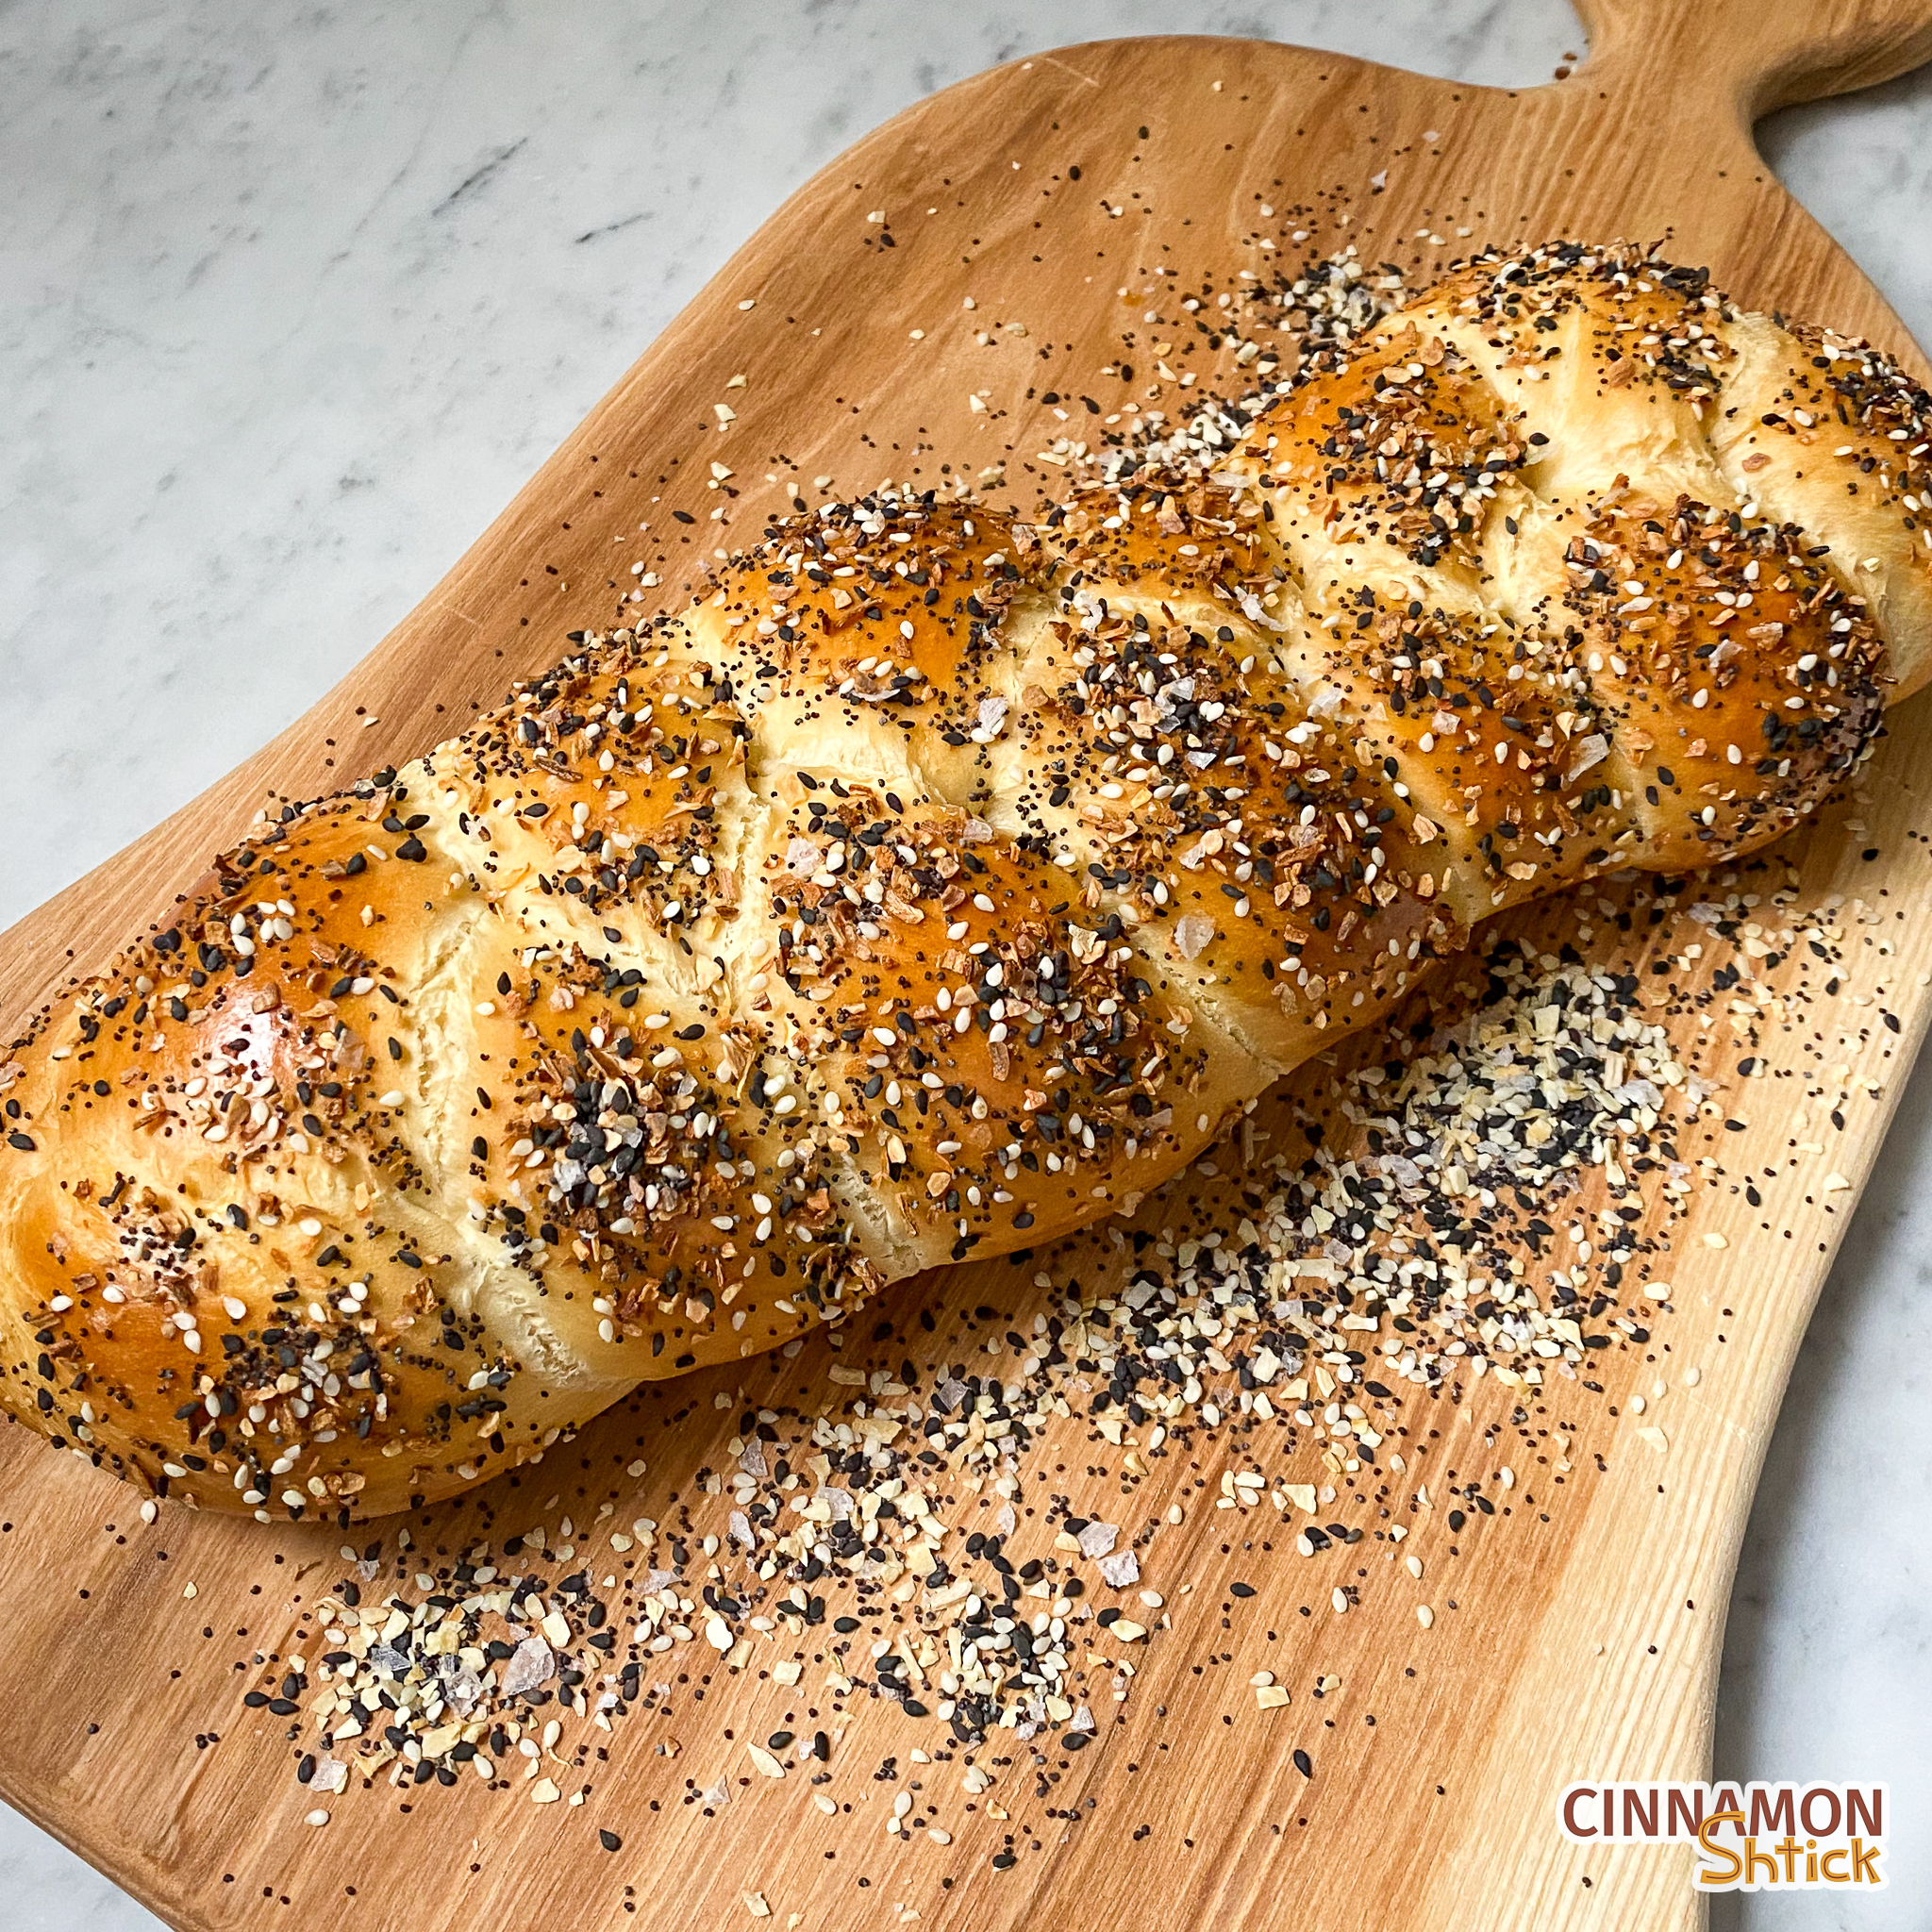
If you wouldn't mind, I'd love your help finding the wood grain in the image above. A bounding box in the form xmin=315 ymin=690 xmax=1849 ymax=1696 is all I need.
xmin=3 ymin=4 xmax=1930 ymax=1927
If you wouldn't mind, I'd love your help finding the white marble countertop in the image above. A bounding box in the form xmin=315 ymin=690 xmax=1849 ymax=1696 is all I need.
xmin=2 ymin=3 xmax=1927 ymax=1924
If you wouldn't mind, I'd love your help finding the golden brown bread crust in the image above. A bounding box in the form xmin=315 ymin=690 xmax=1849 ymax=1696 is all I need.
xmin=2 ymin=241 xmax=1925 ymax=1523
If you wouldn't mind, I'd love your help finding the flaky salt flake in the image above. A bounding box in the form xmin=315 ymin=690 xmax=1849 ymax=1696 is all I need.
xmin=1174 ymin=912 xmax=1216 ymax=960
xmin=1076 ymin=1521 xmax=1119 ymax=1559
xmin=501 ymin=1635 xmax=555 ymax=1696
xmin=1098 ymin=1550 xmax=1141 ymax=1589
xmin=1565 ymin=732 xmax=1609 ymax=783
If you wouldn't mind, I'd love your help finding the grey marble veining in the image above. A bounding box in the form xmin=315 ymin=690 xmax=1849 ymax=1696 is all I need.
xmin=0 ymin=5 xmax=1926 ymax=1925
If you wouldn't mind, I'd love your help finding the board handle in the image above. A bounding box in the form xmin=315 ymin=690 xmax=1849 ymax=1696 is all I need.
xmin=1571 ymin=0 xmax=1932 ymax=121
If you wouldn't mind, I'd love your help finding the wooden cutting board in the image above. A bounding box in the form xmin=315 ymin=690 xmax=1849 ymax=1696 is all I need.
xmin=5 ymin=3 xmax=1931 ymax=1926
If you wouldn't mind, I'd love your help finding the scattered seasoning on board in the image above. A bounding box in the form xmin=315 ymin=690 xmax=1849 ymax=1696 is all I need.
xmin=214 ymin=872 xmax=1885 ymax=1859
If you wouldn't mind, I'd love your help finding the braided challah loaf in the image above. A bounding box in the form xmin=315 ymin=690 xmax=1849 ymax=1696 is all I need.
xmin=4 ymin=242 xmax=1928 ymax=1522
